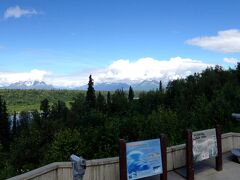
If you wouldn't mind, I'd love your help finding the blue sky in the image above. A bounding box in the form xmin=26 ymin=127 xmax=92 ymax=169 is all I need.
xmin=0 ymin=0 xmax=240 ymax=86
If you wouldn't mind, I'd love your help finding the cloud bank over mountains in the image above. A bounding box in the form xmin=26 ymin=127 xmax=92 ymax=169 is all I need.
xmin=0 ymin=57 xmax=212 ymax=88
xmin=0 ymin=69 xmax=50 ymax=87
xmin=92 ymin=57 xmax=212 ymax=83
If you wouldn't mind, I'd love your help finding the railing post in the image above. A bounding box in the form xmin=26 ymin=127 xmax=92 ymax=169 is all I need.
xmin=160 ymin=134 xmax=167 ymax=180
xmin=215 ymin=125 xmax=223 ymax=171
xmin=186 ymin=129 xmax=194 ymax=180
xmin=119 ymin=139 xmax=127 ymax=180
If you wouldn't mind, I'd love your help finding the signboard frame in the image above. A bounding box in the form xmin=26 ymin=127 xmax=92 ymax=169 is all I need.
xmin=185 ymin=125 xmax=222 ymax=180
xmin=119 ymin=134 xmax=167 ymax=180
xmin=192 ymin=128 xmax=218 ymax=162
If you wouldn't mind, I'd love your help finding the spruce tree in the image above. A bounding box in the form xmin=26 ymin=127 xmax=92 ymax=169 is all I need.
xmin=12 ymin=111 xmax=17 ymax=138
xmin=128 ymin=86 xmax=134 ymax=102
xmin=86 ymin=75 xmax=96 ymax=108
xmin=159 ymin=80 xmax=163 ymax=93
xmin=236 ymin=63 xmax=240 ymax=83
xmin=96 ymin=92 xmax=106 ymax=112
xmin=40 ymin=98 xmax=50 ymax=119
xmin=0 ymin=96 xmax=10 ymax=150
xmin=107 ymin=91 xmax=111 ymax=105
xmin=19 ymin=111 xmax=30 ymax=133
xmin=107 ymin=91 xmax=111 ymax=113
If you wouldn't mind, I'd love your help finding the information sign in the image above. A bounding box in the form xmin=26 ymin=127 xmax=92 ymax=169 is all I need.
xmin=126 ymin=139 xmax=162 ymax=180
xmin=192 ymin=129 xmax=218 ymax=162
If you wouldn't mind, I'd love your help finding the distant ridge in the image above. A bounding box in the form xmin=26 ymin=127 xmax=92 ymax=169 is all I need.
xmin=132 ymin=80 xmax=160 ymax=91
xmin=1 ymin=79 xmax=165 ymax=91
xmin=78 ymin=82 xmax=130 ymax=91
xmin=3 ymin=81 xmax=54 ymax=90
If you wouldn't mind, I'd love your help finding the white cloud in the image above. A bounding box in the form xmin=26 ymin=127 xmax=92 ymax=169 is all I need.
xmin=0 ymin=57 xmax=213 ymax=87
xmin=91 ymin=57 xmax=212 ymax=84
xmin=223 ymin=57 xmax=239 ymax=64
xmin=46 ymin=75 xmax=87 ymax=88
xmin=4 ymin=6 xmax=38 ymax=19
xmin=186 ymin=29 xmax=240 ymax=53
xmin=0 ymin=69 xmax=87 ymax=87
xmin=47 ymin=57 xmax=212 ymax=87
xmin=0 ymin=69 xmax=50 ymax=85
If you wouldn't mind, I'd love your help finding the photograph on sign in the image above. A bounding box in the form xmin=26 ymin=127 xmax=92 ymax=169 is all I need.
xmin=126 ymin=139 xmax=162 ymax=180
xmin=192 ymin=129 xmax=218 ymax=162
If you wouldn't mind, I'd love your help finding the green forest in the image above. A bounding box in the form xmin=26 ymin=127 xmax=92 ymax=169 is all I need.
xmin=0 ymin=89 xmax=83 ymax=113
xmin=1 ymin=65 xmax=240 ymax=179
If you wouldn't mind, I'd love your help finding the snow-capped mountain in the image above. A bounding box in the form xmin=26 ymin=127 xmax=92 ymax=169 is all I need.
xmin=132 ymin=80 xmax=160 ymax=91
xmin=77 ymin=80 xmax=162 ymax=91
xmin=1 ymin=79 xmax=166 ymax=91
xmin=91 ymin=82 xmax=130 ymax=91
xmin=4 ymin=81 xmax=54 ymax=90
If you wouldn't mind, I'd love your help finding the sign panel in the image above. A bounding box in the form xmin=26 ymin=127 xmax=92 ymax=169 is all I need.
xmin=126 ymin=139 xmax=162 ymax=180
xmin=192 ymin=129 xmax=218 ymax=162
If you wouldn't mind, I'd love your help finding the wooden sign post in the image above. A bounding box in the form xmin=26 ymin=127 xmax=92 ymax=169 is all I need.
xmin=120 ymin=139 xmax=127 ymax=180
xmin=185 ymin=125 xmax=223 ymax=180
xmin=119 ymin=136 xmax=167 ymax=180
xmin=186 ymin=129 xmax=194 ymax=180
xmin=160 ymin=134 xmax=167 ymax=180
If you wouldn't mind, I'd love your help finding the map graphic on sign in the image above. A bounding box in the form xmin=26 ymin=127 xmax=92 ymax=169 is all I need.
xmin=192 ymin=129 xmax=218 ymax=162
xmin=126 ymin=139 xmax=162 ymax=180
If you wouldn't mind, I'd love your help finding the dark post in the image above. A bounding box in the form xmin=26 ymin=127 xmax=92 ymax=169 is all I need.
xmin=186 ymin=129 xmax=194 ymax=180
xmin=119 ymin=139 xmax=127 ymax=180
xmin=160 ymin=134 xmax=167 ymax=180
xmin=215 ymin=125 xmax=223 ymax=171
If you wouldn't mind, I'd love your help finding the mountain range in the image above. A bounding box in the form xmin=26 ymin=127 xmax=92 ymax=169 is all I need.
xmin=0 ymin=80 xmax=163 ymax=91
xmin=2 ymin=81 xmax=54 ymax=90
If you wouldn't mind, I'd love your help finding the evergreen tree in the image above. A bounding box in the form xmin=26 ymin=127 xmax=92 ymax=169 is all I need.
xmin=50 ymin=100 xmax=68 ymax=123
xmin=44 ymin=129 xmax=83 ymax=163
xmin=107 ymin=91 xmax=111 ymax=105
xmin=18 ymin=111 xmax=30 ymax=134
xmin=106 ymin=91 xmax=111 ymax=113
xmin=40 ymin=98 xmax=50 ymax=119
xmin=128 ymin=86 xmax=134 ymax=102
xmin=159 ymin=80 xmax=163 ymax=93
xmin=86 ymin=75 xmax=96 ymax=108
xmin=10 ymin=128 xmax=42 ymax=173
xmin=236 ymin=62 xmax=240 ymax=83
xmin=31 ymin=110 xmax=42 ymax=130
xmin=0 ymin=96 xmax=10 ymax=150
xmin=96 ymin=92 xmax=106 ymax=112
xmin=111 ymin=89 xmax=128 ymax=113
xmin=12 ymin=112 xmax=17 ymax=138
